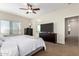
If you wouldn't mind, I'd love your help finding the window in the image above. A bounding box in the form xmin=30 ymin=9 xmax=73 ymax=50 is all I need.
xmin=0 ymin=20 xmax=21 ymax=36
xmin=37 ymin=25 xmax=40 ymax=32
xmin=0 ymin=20 xmax=10 ymax=35
xmin=11 ymin=22 xmax=21 ymax=35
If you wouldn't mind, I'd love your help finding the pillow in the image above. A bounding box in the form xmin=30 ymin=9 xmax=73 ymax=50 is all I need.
xmin=0 ymin=35 xmax=5 ymax=47
xmin=0 ymin=40 xmax=3 ymax=47
xmin=0 ymin=35 xmax=5 ymax=41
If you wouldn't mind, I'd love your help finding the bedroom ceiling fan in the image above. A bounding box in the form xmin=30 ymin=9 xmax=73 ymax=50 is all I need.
xmin=19 ymin=3 xmax=40 ymax=14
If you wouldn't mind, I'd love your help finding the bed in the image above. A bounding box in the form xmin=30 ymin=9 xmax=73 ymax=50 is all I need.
xmin=0 ymin=35 xmax=46 ymax=56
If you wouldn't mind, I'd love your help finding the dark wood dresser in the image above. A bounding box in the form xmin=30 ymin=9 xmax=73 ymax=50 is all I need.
xmin=24 ymin=28 xmax=33 ymax=36
xmin=39 ymin=33 xmax=57 ymax=43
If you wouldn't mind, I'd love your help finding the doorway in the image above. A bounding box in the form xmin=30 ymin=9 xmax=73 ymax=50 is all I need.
xmin=65 ymin=16 xmax=79 ymax=46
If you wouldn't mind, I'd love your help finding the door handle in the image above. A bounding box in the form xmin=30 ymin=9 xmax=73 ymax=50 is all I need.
xmin=68 ymin=31 xmax=71 ymax=35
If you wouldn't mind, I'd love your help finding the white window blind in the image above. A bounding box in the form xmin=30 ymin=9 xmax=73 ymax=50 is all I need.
xmin=0 ymin=20 xmax=10 ymax=35
xmin=0 ymin=20 xmax=21 ymax=36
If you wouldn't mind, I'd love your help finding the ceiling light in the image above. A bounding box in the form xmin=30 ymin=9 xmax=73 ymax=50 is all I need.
xmin=28 ymin=9 xmax=32 ymax=13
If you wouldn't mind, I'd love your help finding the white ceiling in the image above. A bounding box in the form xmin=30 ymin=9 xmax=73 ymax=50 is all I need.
xmin=0 ymin=3 xmax=78 ymax=19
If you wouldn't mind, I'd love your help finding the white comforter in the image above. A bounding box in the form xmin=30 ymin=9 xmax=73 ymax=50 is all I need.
xmin=0 ymin=35 xmax=46 ymax=56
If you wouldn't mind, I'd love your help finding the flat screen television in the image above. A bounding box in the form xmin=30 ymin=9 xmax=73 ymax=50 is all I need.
xmin=40 ymin=23 xmax=54 ymax=32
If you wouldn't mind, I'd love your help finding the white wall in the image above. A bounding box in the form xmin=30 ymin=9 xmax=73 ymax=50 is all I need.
xmin=32 ymin=4 xmax=79 ymax=44
xmin=0 ymin=11 xmax=31 ymax=34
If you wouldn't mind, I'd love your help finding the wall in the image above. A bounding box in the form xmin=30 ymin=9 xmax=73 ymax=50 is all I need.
xmin=32 ymin=4 xmax=79 ymax=44
xmin=0 ymin=11 xmax=31 ymax=34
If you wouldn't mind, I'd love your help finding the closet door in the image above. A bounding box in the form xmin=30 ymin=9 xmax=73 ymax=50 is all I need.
xmin=77 ymin=17 xmax=79 ymax=45
xmin=68 ymin=19 xmax=78 ymax=39
xmin=65 ymin=17 xmax=79 ymax=46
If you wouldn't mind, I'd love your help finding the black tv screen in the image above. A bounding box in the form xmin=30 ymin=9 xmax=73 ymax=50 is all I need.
xmin=41 ymin=23 xmax=53 ymax=32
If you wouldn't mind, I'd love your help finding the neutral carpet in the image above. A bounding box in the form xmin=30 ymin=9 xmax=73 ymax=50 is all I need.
xmin=34 ymin=41 xmax=79 ymax=56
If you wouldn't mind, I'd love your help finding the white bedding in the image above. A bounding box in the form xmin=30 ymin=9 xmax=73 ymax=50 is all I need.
xmin=0 ymin=35 xmax=46 ymax=56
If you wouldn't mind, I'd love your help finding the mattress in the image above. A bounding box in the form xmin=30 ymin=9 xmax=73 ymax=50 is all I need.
xmin=26 ymin=47 xmax=44 ymax=56
xmin=0 ymin=47 xmax=1 ymax=56
xmin=0 ymin=35 xmax=46 ymax=56
xmin=0 ymin=46 xmax=44 ymax=56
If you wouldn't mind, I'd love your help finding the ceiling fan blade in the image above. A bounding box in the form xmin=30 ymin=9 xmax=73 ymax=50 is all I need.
xmin=19 ymin=8 xmax=28 ymax=10
xmin=27 ymin=3 xmax=32 ymax=7
xmin=33 ymin=8 xmax=40 ymax=10
xmin=33 ymin=11 xmax=36 ymax=14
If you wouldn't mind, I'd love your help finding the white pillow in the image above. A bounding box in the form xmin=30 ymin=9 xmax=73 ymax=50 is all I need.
xmin=0 ymin=35 xmax=5 ymax=47
xmin=0 ymin=35 xmax=5 ymax=41
xmin=0 ymin=40 xmax=3 ymax=47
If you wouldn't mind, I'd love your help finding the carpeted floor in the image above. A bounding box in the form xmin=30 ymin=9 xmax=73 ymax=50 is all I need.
xmin=34 ymin=41 xmax=79 ymax=56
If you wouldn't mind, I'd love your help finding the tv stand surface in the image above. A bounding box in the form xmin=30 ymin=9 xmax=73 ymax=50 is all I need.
xmin=39 ymin=33 xmax=57 ymax=43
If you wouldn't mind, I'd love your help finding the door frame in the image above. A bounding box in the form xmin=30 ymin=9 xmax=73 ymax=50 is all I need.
xmin=65 ymin=16 xmax=79 ymax=43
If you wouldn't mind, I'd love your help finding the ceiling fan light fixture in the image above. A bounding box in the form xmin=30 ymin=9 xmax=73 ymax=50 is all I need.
xmin=20 ymin=3 xmax=40 ymax=14
xmin=28 ymin=9 xmax=32 ymax=13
